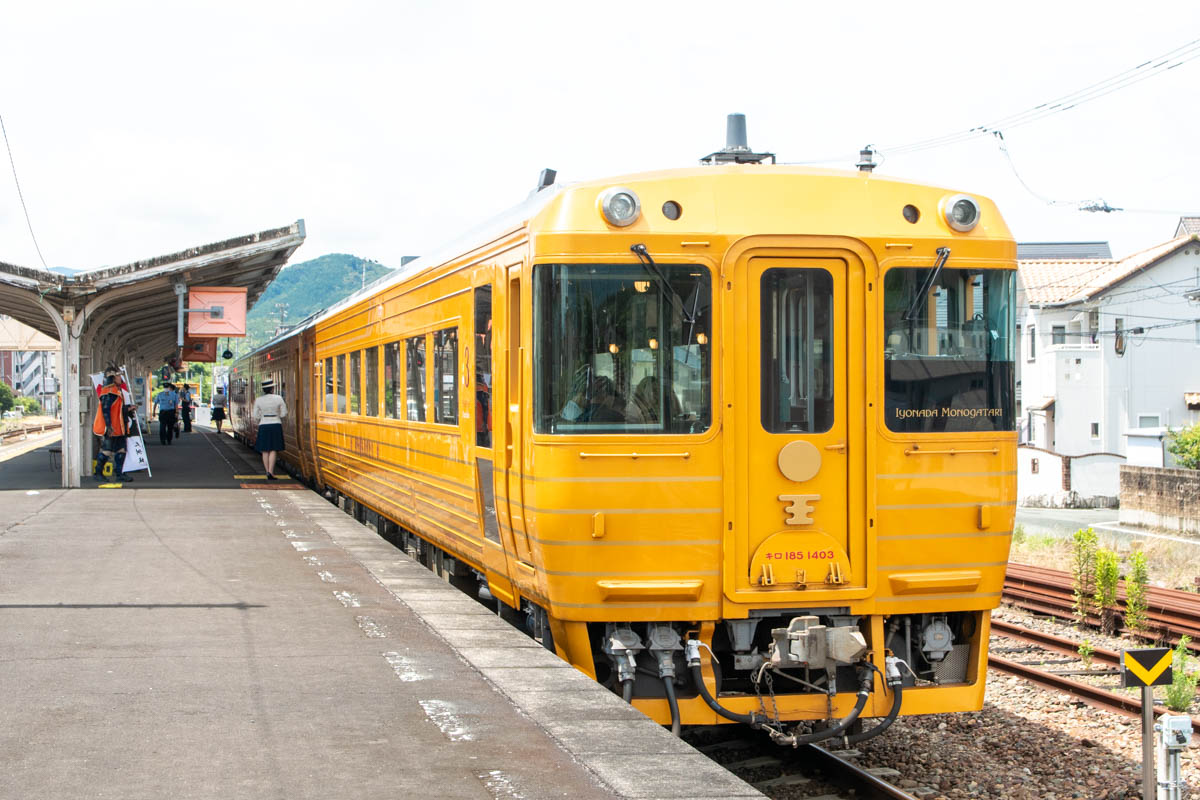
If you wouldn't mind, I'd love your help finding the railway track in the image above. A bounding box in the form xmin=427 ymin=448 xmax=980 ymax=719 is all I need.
xmin=1004 ymin=562 xmax=1200 ymax=652
xmin=694 ymin=733 xmax=923 ymax=799
xmin=0 ymin=421 xmax=61 ymax=445
xmin=989 ymin=618 xmax=1200 ymax=731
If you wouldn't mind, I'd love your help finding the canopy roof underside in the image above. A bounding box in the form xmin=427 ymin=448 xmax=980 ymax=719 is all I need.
xmin=0 ymin=221 xmax=305 ymax=361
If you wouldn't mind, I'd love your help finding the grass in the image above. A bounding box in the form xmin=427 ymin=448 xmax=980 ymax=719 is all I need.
xmin=1010 ymin=528 xmax=1200 ymax=593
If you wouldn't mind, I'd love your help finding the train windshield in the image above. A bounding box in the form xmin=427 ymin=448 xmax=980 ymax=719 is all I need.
xmin=883 ymin=267 xmax=1016 ymax=432
xmin=533 ymin=263 xmax=712 ymax=434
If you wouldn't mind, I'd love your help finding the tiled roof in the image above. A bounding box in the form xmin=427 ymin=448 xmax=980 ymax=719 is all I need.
xmin=1019 ymin=235 xmax=1197 ymax=306
xmin=1177 ymin=217 xmax=1200 ymax=236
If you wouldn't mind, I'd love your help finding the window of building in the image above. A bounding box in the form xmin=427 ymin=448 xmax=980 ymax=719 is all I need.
xmin=474 ymin=286 xmax=493 ymax=447
xmin=349 ymin=350 xmax=361 ymax=414
xmin=406 ymin=336 xmax=426 ymax=422
xmin=433 ymin=328 xmax=458 ymax=425
xmin=1052 ymin=325 xmax=1066 ymax=345
xmin=1090 ymin=422 xmax=1099 ymax=438
xmin=1137 ymin=414 xmax=1160 ymax=428
xmin=364 ymin=346 xmax=379 ymax=416
xmin=324 ymin=357 xmax=334 ymax=412
xmin=1027 ymin=326 xmax=1036 ymax=360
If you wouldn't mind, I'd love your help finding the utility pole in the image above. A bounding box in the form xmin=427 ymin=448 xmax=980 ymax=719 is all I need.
xmin=274 ymin=302 xmax=289 ymax=337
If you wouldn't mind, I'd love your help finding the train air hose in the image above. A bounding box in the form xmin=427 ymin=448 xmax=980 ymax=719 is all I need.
xmin=685 ymin=639 xmax=880 ymax=747
xmin=841 ymin=657 xmax=905 ymax=746
xmin=663 ymin=678 xmax=681 ymax=737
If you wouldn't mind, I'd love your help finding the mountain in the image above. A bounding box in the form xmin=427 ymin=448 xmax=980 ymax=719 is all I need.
xmin=245 ymin=253 xmax=394 ymax=346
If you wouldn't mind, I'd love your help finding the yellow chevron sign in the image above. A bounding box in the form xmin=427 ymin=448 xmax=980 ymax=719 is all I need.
xmin=1122 ymin=648 xmax=1172 ymax=688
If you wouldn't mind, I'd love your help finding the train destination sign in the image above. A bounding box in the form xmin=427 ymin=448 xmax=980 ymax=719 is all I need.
xmin=1121 ymin=647 xmax=1172 ymax=688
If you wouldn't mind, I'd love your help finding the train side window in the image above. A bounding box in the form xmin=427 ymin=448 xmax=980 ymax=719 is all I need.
xmin=474 ymin=286 xmax=493 ymax=447
xmin=434 ymin=328 xmax=458 ymax=425
xmin=406 ymin=336 xmax=426 ymax=421
xmin=761 ymin=268 xmax=834 ymax=433
xmin=384 ymin=341 xmax=402 ymax=419
xmin=336 ymin=354 xmax=348 ymax=413
xmin=349 ymin=350 xmax=362 ymax=414
xmin=323 ymin=357 xmax=334 ymax=413
xmin=365 ymin=346 xmax=380 ymax=416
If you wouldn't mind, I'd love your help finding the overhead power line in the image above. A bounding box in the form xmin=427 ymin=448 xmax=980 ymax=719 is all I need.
xmin=883 ymin=37 xmax=1200 ymax=157
xmin=0 ymin=113 xmax=50 ymax=270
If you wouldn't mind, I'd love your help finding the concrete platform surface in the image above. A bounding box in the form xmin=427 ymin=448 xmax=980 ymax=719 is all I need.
xmin=0 ymin=429 xmax=764 ymax=799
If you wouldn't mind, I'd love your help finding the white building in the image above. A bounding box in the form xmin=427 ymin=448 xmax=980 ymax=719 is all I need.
xmin=1016 ymin=221 xmax=1200 ymax=487
xmin=0 ymin=314 xmax=59 ymax=416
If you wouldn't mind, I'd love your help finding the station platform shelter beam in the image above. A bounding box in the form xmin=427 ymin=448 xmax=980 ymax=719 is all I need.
xmin=0 ymin=220 xmax=305 ymax=487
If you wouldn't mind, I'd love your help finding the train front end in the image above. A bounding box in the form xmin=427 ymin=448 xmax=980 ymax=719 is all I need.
xmin=522 ymin=165 xmax=1017 ymax=739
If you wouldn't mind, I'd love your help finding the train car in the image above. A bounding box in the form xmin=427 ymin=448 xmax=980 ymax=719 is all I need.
xmin=231 ymin=130 xmax=1017 ymax=744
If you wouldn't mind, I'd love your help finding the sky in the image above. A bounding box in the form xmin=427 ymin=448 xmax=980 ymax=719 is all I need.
xmin=2 ymin=1 xmax=1199 ymax=273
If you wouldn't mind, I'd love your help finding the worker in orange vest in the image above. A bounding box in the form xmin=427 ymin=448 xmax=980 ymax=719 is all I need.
xmin=92 ymin=367 xmax=134 ymax=482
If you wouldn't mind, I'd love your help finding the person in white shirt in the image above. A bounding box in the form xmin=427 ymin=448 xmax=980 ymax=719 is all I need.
xmin=210 ymin=386 xmax=228 ymax=434
xmin=252 ymin=379 xmax=288 ymax=480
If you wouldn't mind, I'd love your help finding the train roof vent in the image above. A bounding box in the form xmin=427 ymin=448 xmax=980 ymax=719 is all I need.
xmin=700 ymin=113 xmax=776 ymax=165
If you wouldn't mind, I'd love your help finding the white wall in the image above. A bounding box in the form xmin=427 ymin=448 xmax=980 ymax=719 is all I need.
xmin=1019 ymin=243 xmax=1200 ymax=457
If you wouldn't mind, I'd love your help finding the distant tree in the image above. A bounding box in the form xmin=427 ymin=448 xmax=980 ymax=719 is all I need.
xmin=1167 ymin=422 xmax=1200 ymax=469
xmin=15 ymin=396 xmax=42 ymax=415
xmin=0 ymin=380 xmax=13 ymax=413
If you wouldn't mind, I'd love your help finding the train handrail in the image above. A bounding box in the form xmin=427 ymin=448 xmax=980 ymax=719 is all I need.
xmin=903 ymin=447 xmax=999 ymax=456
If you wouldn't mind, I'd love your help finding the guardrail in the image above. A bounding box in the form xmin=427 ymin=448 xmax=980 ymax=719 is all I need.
xmin=0 ymin=421 xmax=63 ymax=445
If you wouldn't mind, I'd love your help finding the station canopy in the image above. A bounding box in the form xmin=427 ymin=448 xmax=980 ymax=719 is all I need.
xmin=0 ymin=220 xmax=306 ymax=487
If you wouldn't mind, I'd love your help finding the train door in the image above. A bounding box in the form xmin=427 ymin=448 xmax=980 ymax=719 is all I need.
xmin=726 ymin=248 xmax=866 ymax=600
xmin=501 ymin=264 xmax=535 ymax=565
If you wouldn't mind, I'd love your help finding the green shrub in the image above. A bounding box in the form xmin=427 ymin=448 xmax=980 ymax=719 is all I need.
xmin=1164 ymin=636 xmax=1200 ymax=713
xmin=1167 ymin=422 xmax=1200 ymax=469
xmin=1124 ymin=551 xmax=1150 ymax=635
xmin=1078 ymin=639 xmax=1094 ymax=669
xmin=1071 ymin=528 xmax=1099 ymax=624
xmin=15 ymin=396 xmax=42 ymax=416
xmin=1012 ymin=523 xmax=1026 ymax=545
xmin=1094 ymin=548 xmax=1121 ymax=634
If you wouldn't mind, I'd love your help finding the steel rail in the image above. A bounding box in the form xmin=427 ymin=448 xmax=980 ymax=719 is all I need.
xmin=988 ymin=652 xmax=1200 ymax=731
xmin=797 ymin=744 xmax=921 ymax=800
xmin=1004 ymin=563 xmax=1200 ymax=651
xmin=990 ymin=618 xmax=1121 ymax=666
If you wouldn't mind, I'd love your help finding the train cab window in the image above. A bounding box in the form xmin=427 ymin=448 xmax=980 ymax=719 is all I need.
xmin=883 ymin=266 xmax=1016 ymax=432
xmin=761 ymin=268 xmax=834 ymax=433
xmin=474 ymin=286 xmax=493 ymax=448
xmin=433 ymin=328 xmax=458 ymax=425
xmin=323 ymin=357 xmax=334 ymax=413
xmin=365 ymin=346 xmax=379 ymax=416
xmin=406 ymin=336 xmax=426 ymax=422
xmin=533 ymin=263 xmax=712 ymax=434
xmin=384 ymin=341 xmax=402 ymax=419
xmin=349 ymin=350 xmax=362 ymax=414
xmin=336 ymin=354 xmax=348 ymax=413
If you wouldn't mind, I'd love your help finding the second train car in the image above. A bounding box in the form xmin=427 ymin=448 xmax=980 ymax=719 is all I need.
xmin=230 ymin=134 xmax=1017 ymax=744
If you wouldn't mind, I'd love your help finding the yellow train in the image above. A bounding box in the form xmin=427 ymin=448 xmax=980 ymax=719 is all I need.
xmin=231 ymin=125 xmax=1016 ymax=744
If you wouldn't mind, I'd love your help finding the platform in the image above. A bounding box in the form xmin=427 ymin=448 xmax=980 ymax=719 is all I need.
xmin=0 ymin=426 xmax=764 ymax=799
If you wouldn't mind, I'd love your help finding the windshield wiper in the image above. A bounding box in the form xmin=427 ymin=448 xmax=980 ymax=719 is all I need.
xmin=631 ymin=243 xmax=698 ymax=325
xmin=902 ymin=247 xmax=950 ymax=322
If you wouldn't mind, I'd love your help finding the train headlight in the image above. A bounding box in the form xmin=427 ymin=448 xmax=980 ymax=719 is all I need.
xmin=943 ymin=194 xmax=981 ymax=232
xmin=599 ymin=187 xmax=641 ymax=227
